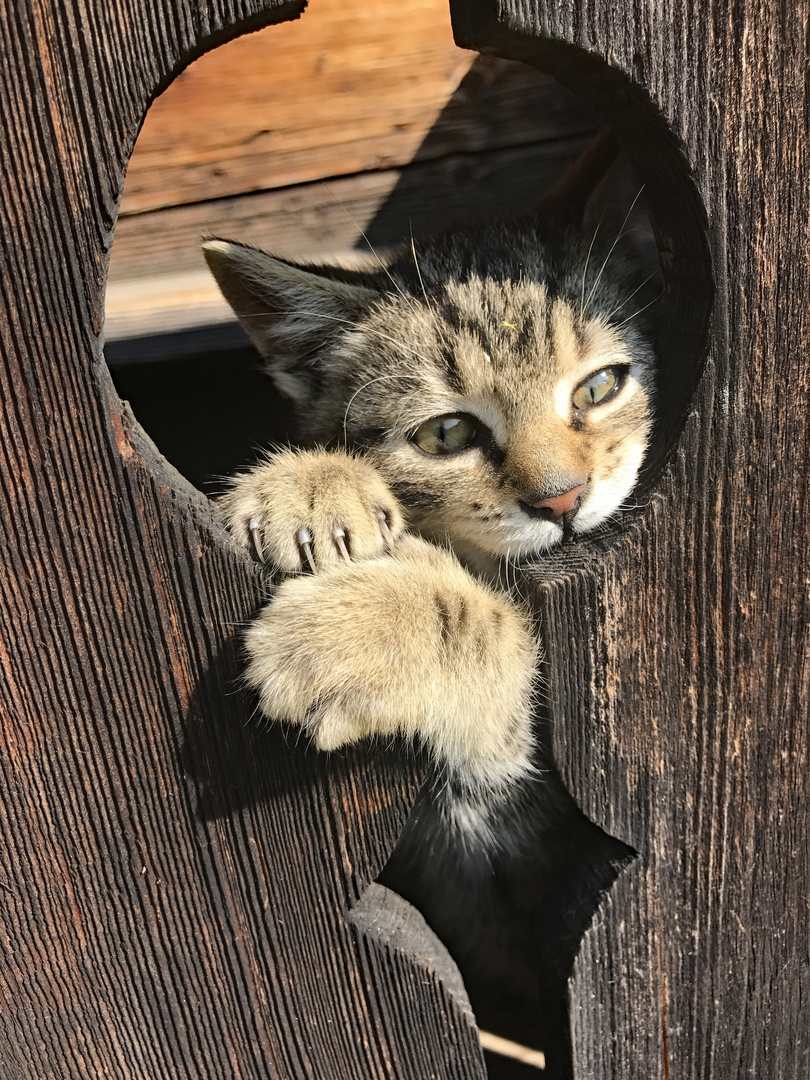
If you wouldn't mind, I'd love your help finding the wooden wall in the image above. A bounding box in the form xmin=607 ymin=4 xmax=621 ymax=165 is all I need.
xmin=0 ymin=0 xmax=805 ymax=1077
xmin=450 ymin=1 xmax=809 ymax=1077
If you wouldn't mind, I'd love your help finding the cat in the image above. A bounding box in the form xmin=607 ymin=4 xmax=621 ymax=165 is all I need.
xmin=204 ymin=131 xmax=660 ymax=1075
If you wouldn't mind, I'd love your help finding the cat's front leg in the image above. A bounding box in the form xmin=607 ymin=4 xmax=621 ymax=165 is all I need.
xmin=219 ymin=448 xmax=406 ymax=572
xmin=242 ymin=536 xmax=538 ymax=793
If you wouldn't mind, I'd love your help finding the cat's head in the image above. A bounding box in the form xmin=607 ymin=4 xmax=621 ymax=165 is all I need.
xmin=204 ymin=134 xmax=659 ymax=567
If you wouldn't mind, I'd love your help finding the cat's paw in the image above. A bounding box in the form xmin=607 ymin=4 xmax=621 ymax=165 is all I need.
xmin=243 ymin=537 xmax=538 ymax=791
xmin=219 ymin=448 xmax=406 ymax=572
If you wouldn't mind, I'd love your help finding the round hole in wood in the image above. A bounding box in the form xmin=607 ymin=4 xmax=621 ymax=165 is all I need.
xmin=103 ymin=11 xmax=708 ymax=1080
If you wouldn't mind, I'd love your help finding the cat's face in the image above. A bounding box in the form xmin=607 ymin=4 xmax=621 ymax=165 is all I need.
xmin=204 ymin=143 xmax=658 ymax=567
xmin=346 ymin=273 xmax=653 ymax=563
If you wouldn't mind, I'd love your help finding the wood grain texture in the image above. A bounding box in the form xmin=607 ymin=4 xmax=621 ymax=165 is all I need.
xmin=116 ymin=0 xmax=590 ymax=218
xmin=451 ymin=0 xmax=809 ymax=1077
xmin=118 ymin=0 xmax=474 ymax=215
xmin=0 ymin=1 xmax=486 ymax=1076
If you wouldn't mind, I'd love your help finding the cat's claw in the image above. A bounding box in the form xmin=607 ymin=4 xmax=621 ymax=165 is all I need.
xmin=297 ymin=527 xmax=317 ymax=573
xmin=249 ymin=516 xmax=264 ymax=562
xmin=332 ymin=526 xmax=351 ymax=562
xmin=329 ymin=515 xmax=389 ymax=566
xmin=296 ymin=520 xmax=389 ymax=571
xmin=376 ymin=509 xmax=393 ymax=547
xmin=220 ymin=450 xmax=405 ymax=572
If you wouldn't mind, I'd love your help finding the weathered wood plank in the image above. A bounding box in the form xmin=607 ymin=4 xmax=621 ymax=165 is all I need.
xmin=451 ymin=0 xmax=809 ymax=1077
xmin=119 ymin=1 xmax=595 ymax=217
xmin=106 ymin=133 xmax=594 ymax=339
xmin=119 ymin=0 xmax=472 ymax=214
xmin=0 ymin=0 xmax=488 ymax=1076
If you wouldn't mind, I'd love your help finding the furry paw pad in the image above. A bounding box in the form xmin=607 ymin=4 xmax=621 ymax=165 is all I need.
xmin=242 ymin=538 xmax=538 ymax=791
xmin=220 ymin=448 xmax=405 ymax=572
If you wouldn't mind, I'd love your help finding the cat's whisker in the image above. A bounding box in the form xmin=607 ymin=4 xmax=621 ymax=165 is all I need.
xmin=322 ymin=181 xmax=409 ymax=301
xmin=410 ymin=230 xmax=433 ymax=310
xmin=617 ymin=493 xmax=651 ymax=516
xmin=507 ymin=543 xmax=531 ymax=602
xmin=508 ymin=555 xmax=518 ymax=602
xmin=503 ymin=546 xmax=514 ymax=592
xmin=505 ymin=552 xmax=516 ymax=604
xmin=505 ymin=549 xmax=522 ymax=604
xmin=580 ymin=217 xmax=602 ymax=320
xmin=347 ymin=324 xmax=435 ymax=366
xmin=231 ymin=306 xmax=434 ymax=366
xmin=604 ymin=271 xmax=661 ymax=324
xmin=231 ymin=307 xmax=356 ymax=326
xmin=613 ymin=292 xmax=661 ymax=331
xmin=497 ymin=547 xmax=510 ymax=594
xmin=342 ymin=374 xmax=415 ymax=444
xmin=583 ymin=185 xmax=646 ymax=318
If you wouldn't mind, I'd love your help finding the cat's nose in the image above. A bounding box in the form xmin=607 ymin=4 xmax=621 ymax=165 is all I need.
xmin=529 ymin=484 xmax=585 ymax=519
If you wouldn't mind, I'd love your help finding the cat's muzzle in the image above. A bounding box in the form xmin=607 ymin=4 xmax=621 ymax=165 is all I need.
xmin=519 ymin=483 xmax=584 ymax=532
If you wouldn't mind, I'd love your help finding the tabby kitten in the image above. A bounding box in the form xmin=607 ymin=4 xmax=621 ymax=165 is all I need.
xmin=205 ymin=136 xmax=658 ymax=841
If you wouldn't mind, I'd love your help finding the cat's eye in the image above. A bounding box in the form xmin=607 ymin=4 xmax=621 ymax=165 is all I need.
xmin=411 ymin=414 xmax=478 ymax=456
xmin=572 ymin=365 xmax=628 ymax=411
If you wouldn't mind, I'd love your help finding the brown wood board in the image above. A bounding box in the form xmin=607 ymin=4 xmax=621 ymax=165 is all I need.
xmin=0 ymin=1 xmax=486 ymax=1077
xmin=119 ymin=0 xmax=475 ymax=215
xmin=450 ymin=0 xmax=810 ymax=1077
xmin=117 ymin=1 xmax=594 ymax=217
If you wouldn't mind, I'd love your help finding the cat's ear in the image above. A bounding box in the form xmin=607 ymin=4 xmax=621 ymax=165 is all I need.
xmin=539 ymin=129 xmax=662 ymax=294
xmin=536 ymin=128 xmax=622 ymax=225
xmin=579 ymin=146 xmax=661 ymax=295
xmin=203 ymin=239 xmax=379 ymax=405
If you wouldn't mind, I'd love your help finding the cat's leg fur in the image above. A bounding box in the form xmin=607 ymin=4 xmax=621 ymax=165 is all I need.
xmin=220 ymin=449 xmax=538 ymax=792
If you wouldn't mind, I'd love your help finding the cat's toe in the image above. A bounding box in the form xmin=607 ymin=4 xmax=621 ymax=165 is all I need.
xmin=220 ymin=448 xmax=406 ymax=572
xmin=307 ymin=698 xmax=363 ymax=752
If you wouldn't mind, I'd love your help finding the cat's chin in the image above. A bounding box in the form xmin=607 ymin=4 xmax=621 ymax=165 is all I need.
xmin=434 ymin=530 xmax=564 ymax=581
